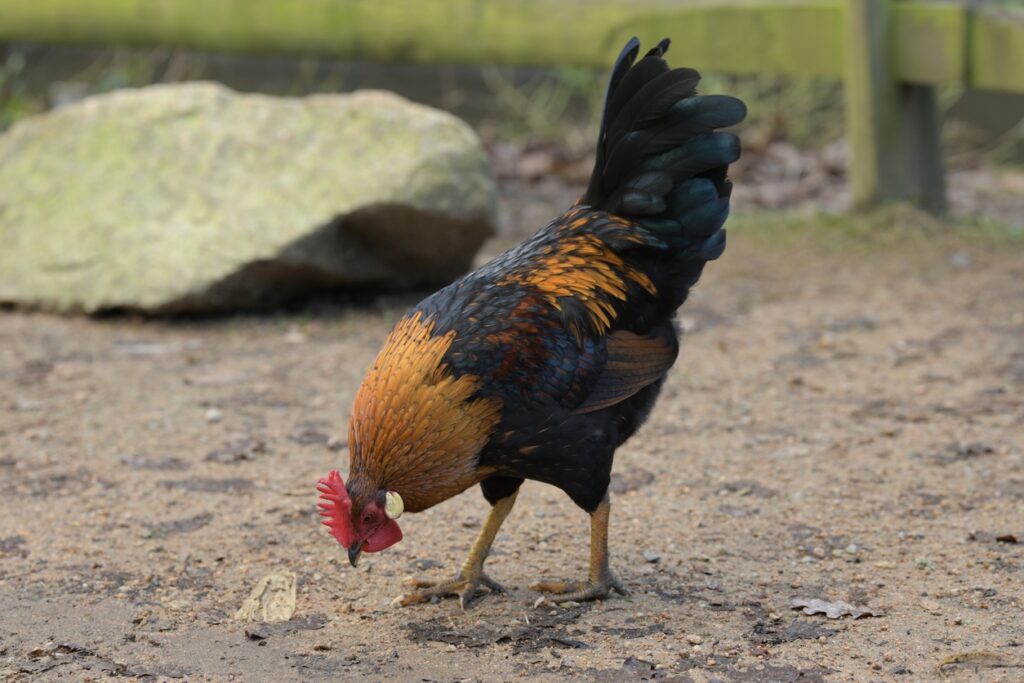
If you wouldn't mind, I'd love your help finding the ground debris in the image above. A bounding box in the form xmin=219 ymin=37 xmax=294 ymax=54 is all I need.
xmin=967 ymin=530 xmax=1022 ymax=545
xmin=235 ymin=570 xmax=297 ymax=623
xmin=20 ymin=642 xmax=128 ymax=676
xmin=725 ymin=663 xmax=830 ymax=682
xmin=406 ymin=605 xmax=590 ymax=653
xmin=609 ymin=467 xmax=656 ymax=494
xmin=0 ymin=535 xmax=28 ymax=558
xmin=288 ymin=421 xmax=330 ymax=446
xmin=751 ymin=619 xmax=836 ymax=644
xmin=717 ymin=479 xmax=779 ymax=498
xmin=937 ymin=651 xmax=1021 ymax=676
xmin=160 ymin=477 xmax=253 ymax=493
xmin=926 ymin=441 xmax=998 ymax=465
xmin=790 ymin=597 xmax=880 ymax=619
xmin=120 ymin=453 xmax=191 ymax=471
xmin=205 ymin=437 xmax=269 ymax=463
xmin=146 ymin=512 xmax=213 ymax=537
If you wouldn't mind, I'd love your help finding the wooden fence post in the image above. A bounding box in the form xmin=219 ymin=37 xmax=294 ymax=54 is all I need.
xmin=843 ymin=0 xmax=946 ymax=213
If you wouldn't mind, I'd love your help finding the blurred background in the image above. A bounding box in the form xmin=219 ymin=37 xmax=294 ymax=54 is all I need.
xmin=2 ymin=0 xmax=1023 ymax=242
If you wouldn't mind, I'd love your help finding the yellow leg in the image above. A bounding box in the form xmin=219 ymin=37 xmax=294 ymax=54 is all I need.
xmin=531 ymin=493 xmax=628 ymax=603
xmin=393 ymin=491 xmax=517 ymax=609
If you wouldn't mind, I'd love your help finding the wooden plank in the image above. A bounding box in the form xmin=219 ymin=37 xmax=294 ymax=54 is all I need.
xmin=843 ymin=0 xmax=945 ymax=212
xmin=617 ymin=1 xmax=845 ymax=78
xmin=1 ymin=0 xmax=1023 ymax=94
xmin=844 ymin=0 xmax=900 ymax=208
xmin=969 ymin=7 xmax=1024 ymax=93
xmin=2 ymin=0 xmax=1022 ymax=94
xmin=0 ymin=0 xmax=841 ymax=76
xmin=891 ymin=2 xmax=966 ymax=86
xmin=898 ymin=85 xmax=946 ymax=214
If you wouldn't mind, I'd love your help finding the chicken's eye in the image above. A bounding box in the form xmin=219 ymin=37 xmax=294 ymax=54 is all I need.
xmin=362 ymin=513 xmax=373 ymax=524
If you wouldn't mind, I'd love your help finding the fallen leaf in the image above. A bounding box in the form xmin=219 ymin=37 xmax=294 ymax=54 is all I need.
xmin=235 ymin=570 xmax=297 ymax=623
xmin=790 ymin=597 xmax=880 ymax=619
xmin=937 ymin=651 xmax=1020 ymax=676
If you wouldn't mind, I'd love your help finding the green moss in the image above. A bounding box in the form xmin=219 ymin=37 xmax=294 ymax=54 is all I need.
xmin=891 ymin=3 xmax=966 ymax=85
xmin=0 ymin=85 xmax=496 ymax=312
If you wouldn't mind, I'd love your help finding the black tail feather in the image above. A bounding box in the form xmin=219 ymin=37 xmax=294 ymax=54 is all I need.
xmin=584 ymin=37 xmax=746 ymax=265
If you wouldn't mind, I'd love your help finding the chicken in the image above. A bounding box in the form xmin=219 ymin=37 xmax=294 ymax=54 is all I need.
xmin=317 ymin=36 xmax=746 ymax=608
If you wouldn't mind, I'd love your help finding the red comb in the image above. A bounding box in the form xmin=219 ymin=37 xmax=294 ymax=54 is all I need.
xmin=316 ymin=470 xmax=356 ymax=548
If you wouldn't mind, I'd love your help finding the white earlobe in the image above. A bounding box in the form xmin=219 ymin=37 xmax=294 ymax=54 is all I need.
xmin=385 ymin=491 xmax=404 ymax=519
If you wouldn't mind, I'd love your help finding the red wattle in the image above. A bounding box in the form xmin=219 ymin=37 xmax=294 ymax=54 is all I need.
xmin=363 ymin=518 xmax=403 ymax=553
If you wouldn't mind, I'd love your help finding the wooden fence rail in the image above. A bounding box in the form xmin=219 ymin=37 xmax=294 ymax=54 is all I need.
xmin=2 ymin=0 xmax=1023 ymax=212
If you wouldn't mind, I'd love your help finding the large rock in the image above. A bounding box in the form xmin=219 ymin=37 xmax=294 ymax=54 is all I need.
xmin=0 ymin=83 xmax=496 ymax=313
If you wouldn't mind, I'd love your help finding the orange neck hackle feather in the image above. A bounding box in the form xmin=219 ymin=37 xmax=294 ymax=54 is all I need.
xmin=347 ymin=312 xmax=503 ymax=513
xmin=498 ymin=214 xmax=655 ymax=339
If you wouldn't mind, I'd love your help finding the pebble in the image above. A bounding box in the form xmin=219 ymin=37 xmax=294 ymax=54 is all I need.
xmin=643 ymin=550 xmax=661 ymax=563
xmin=686 ymin=634 xmax=703 ymax=644
xmin=846 ymin=544 xmax=859 ymax=555
xmin=204 ymin=407 xmax=222 ymax=423
xmin=284 ymin=327 xmax=308 ymax=344
xmin=949 ymin=250 xmax=972 ymax=269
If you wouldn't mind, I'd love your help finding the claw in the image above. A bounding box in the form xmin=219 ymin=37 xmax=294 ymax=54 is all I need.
xmin=392 ymin=570 xmax=505 ymax=609
xmin=530 ymin=571 xmax=628 ymax=604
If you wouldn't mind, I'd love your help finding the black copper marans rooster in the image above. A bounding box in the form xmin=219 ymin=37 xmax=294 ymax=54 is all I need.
xmin=318 ymin=37 xmax=746 ymax=607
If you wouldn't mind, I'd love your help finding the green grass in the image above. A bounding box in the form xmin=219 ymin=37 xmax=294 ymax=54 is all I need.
xmin=731 ymin=204 xmax=1024 ymax=256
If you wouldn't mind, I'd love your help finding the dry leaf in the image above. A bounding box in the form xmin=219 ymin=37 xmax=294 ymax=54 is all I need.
xmin=235 ymin=570 xmax=297 ymax=623
xmin=938 ymin=651 xmax=1019 ymax=676
xmin=790 ymin=597 xmax=880 ymax=619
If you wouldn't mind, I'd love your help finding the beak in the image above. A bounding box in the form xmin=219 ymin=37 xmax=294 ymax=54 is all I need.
xmin=347 ymin=542 xmax=363 ymax=567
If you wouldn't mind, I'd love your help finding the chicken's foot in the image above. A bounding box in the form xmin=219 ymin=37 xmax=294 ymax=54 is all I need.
xmin=392 ymin=491 xmax=517 ymax=609
xmin=531 ymin=493 xmax=629 ymax=603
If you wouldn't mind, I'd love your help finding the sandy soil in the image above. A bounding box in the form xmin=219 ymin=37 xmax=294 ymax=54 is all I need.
xmin=1 ymin=206 xmax=1023 ymax=682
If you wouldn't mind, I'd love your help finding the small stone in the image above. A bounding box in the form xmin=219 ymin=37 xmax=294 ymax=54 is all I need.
xmin=445 ymin=644 xmax=457 ymax=652
xmin=686 ymin=634 xmax=703 ymax=645
xmin=533 ymin=596 xmax=548 ymax=609
xmin=643 ymin=550 xmax=661 ymax=563
xmin=949 ymin=251 xmax=972 ymax=269
xmin=204 ymin=407 xmax=222 ymax=423
xmin=284 ymin=327 xmax=307 ymax=344
xmin=846 ymin=544 xmax=858 ymax=555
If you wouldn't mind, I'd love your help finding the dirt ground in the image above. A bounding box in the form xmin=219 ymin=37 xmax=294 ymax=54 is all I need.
xmin=1 ymin=195 xmax=1023 ymax=682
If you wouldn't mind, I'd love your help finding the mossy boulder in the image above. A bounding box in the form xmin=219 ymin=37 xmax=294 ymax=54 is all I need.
xmin=0 ymin=83 xmax=496 ymax=313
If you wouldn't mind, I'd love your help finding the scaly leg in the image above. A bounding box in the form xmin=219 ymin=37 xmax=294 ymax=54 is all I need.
xmin=531 ymin=493 xmax=628 ymax=603
xmin=392 ymin=490 xmax=517 ymax=609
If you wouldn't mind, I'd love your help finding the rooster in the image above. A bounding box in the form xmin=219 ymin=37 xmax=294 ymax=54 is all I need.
xmin=317 ymin=37 xmax=745 ymax=607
